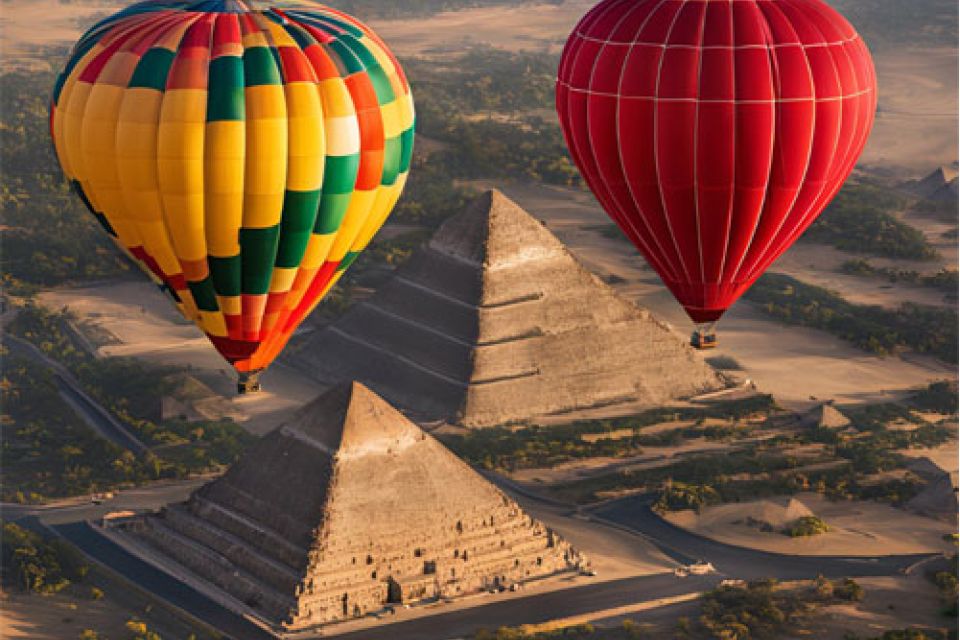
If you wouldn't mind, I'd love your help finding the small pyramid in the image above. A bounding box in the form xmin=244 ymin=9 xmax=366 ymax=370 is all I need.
xmin=907 ymin=165 xmax=960 ymax=201
xmin=798 ymin=402 xmax=851 ymax=430
xmin=294 ymin=189 xmax=723 ymax=427
xmin=134 ymin=382 xmax=583 ymax=629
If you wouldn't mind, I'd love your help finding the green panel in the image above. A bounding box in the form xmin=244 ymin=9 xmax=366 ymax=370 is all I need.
xmin=314 ymin=192 xmax=352 ymax=234
xmin=239 ymin=226 xmax=280 ymax=295
xmin=338 ymin=251 xmax=359 ymax=271
xmin=243 ymin=46 xmax=281 ymax=87
xmin=399 ymin=125 xmax=415 ymax=173
xmin=129 ymin=48 xmax=175 ymax=90
xmin=322 ymin=154 xmax=360 ymax=194
xmin=207 ymin=56 xmax=245 ymax=121
xmin=381 ymin=136 xmax=401 ymax=186
xmin=328 ymin=39 xmax=364 ymax=74
xmin=188 ymin=277 xmax=219 ymax=312
xmin=365 ymin=66 xmax=396 ymax=105
xmin=276 ymin=190 xmax=321 ymax=268
xmin=209 ymin=255 xmax=242 ymax=297
xmin=342 ymin=35 xmax=378 ymax=68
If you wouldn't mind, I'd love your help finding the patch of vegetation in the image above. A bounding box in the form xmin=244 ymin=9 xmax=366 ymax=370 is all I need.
xmin=442 ymin=395 xmax=775 ymax=471
xmin=908 ymin=381 xmax=959 ymax=414
xmin=4 ymin=305 xmax=255 ymax=502
xmin=699 ymin=578 xmax=863 ymax=640
xmin=927 ymin=554 xmax=959 ymax=618
xmin=654 ymin=482 xmax=721 ymax=512
xmin=1 ymin=521 xmax=88 ymax=594
xmin=850 ymin=630 xmax=950 ymax=640
xmin=839 ymin=259 xmax=958 ymax=296
xmin=409 ymin=48 xmax=580 ymax=187
xmin=1 ymin=71 xmax=130 ymax=295
xmin=555 ymin=393 xmax=949 ymax=505
xmin=2 ymin=356 xmax=166 ymax=501
xmin=744 ymin=273 xmax=958 ymax=363
xmin=782 ymin=515 xmax=830 ymax=537
xmin=803 ymin=181 xmax=938 ymax=260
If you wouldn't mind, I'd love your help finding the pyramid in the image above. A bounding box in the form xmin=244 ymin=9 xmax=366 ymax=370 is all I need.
xmin=797 ymin=402 xmax=851 ymax=430
xmin=134 ymin=382 xmax=583 ymax=629
xmin=908 ymin=165 xmax=959 ymax=201
xmin=292 ymin=190 xmax=723 ymax=427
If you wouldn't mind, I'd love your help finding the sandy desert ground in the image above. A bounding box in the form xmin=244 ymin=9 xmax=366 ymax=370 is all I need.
xmin=796 ymin=573 xmax=951 ymax=640
xmin=663 ymin=492 xmax=956 ymax=557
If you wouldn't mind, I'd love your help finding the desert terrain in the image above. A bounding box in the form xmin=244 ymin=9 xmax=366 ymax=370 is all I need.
xmin=663 ymin=493 xmax=954 ymax=557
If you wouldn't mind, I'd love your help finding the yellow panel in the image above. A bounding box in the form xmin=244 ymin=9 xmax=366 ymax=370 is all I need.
xmin=351 ymin=176 xmax=406 ymax=251
xmin=199 ymin=311 xmax=228 ymax=337
xmin=318 ymin=79 xmax=354 ymax=117
xmin=204 ymin=120 xmax=245 ymax=256
xmin=284 ymin=83 xmax=324 ymax=192
xmin=263 ymin=19 xmax=298 ymax=47
xmin=83 ymin=82 xmax=145 ymax=250
xmin=117 ymin=87 xmax=183 ymax=280
xmin=301 ymin=233 xmax=336 ymax=269
xmin=379 ymin=99 xmax=402 ymax=139
xmin=269 ymin=267 xmax=298 ymax=293
xmin=327 ymin=189 xmax=376 ymax=261
xmin=243 ymin=86 xmax=287 ymax=228
xmin=63 ymin=82 xmax=94 ymax=186
xmin=54 ymin=45 xmax=103 ymax=179
xmin=217 ymin=295 xmax=242 ymax=315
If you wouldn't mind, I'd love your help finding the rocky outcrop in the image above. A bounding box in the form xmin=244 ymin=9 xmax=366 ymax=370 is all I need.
xmin=135 ymin=382 xmax=583 ymax=630
xmin=293 ymin=189 xmax=723 ymax=427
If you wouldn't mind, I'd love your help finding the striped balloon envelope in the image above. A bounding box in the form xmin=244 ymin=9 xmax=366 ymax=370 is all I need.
xmin=50 ymin=0 xmax=414 ymax=391
xmin=556 ymin=0 xmax=876 ymax=340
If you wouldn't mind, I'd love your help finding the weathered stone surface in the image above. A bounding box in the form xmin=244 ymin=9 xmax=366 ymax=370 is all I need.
xmin=797 ymin=402 xmax=852 ymax=430
xmin=135 ymin=382 xmax=583 ymax=629
xmin=293 ymin=189 xmax=723 ymax=427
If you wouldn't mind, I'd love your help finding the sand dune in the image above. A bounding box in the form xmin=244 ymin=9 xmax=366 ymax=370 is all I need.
xmin=664 ymin=492 xmax=955 ymax=556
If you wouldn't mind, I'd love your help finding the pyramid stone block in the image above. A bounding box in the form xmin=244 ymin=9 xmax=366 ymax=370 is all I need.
xmin=134 ymin=382 xmax=584 ymax=629
xmin=293 ymin=189 xmax=724 ymax=427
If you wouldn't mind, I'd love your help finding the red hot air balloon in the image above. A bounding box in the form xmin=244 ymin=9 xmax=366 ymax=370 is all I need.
xmin=556 ymin=0 xmax=876 ymax=347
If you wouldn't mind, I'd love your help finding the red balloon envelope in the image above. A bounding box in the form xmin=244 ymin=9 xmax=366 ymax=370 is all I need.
xmin=556 ymin=0 xmax=876 ymax=323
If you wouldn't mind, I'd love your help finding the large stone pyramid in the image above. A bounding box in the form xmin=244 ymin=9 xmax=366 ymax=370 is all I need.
xmin=293 ymin=189 xmax=723 ymax=427
xmin=135 ymin=382 xmax=583 ymax=630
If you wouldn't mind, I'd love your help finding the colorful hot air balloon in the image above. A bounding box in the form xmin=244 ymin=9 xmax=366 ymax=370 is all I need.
xmin=556 ymin=0 xmax=876 ymax=348
xmin=50 ymin=0 xmax=414 ymax=390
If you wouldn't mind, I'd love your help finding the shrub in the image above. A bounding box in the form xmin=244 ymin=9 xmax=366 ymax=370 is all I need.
xmin=782 ymin=516 xmax=830 ymax=537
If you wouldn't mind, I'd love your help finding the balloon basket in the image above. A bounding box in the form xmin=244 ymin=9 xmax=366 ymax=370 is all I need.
xmin=690 ymin=324 xmax=718 ymax=350
xmin=237 ymin=370 xmax=263 ymax=395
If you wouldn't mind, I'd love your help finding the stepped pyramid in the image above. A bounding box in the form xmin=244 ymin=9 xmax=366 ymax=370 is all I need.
xmin=293 ymin=190 xmax=723 ymax=427
xmin=134 ymin=382 xmax=583 ymax=630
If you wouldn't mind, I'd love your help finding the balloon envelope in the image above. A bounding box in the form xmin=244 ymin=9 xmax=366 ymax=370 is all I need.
xmin=556 ymin=0 xmax=875 ymax=322
xmin=51 ymin=0 xmax=414 ymax=372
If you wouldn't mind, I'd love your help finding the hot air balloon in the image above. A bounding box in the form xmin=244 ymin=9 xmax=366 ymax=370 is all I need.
xmin=556 ymin=0 xmax=876 ymax=348
xmin=50 ymin=0 xmax=415 ymax=391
